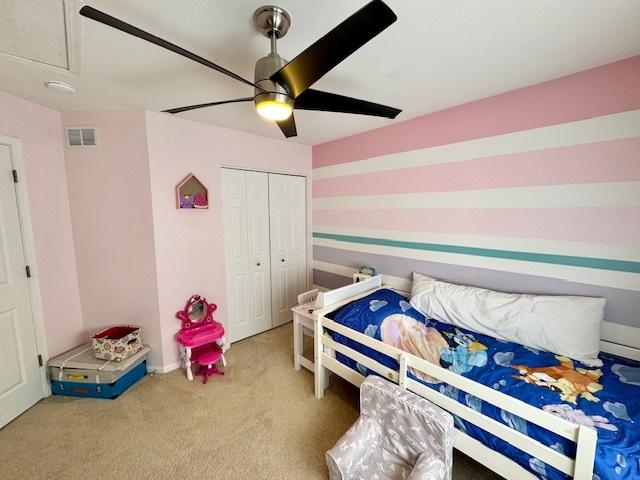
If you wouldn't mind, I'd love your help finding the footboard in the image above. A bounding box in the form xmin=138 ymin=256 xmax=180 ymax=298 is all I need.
xmin=314 ymin=312 xmax=597 ymax=480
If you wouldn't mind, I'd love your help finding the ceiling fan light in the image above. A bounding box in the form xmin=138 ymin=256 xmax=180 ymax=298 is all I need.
xmin=256 ymin=99 xmax=293 ymax=121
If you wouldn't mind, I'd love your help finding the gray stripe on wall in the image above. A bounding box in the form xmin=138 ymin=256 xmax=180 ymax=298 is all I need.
xmin=313 ymin=269 xmax=352 ymax=291
xmin=313 ymin=245 xmax=640 ymax=328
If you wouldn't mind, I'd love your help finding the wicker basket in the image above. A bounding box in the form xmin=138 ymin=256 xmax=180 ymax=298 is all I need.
xmin=92 ymin=326 xmax=142 ymax=361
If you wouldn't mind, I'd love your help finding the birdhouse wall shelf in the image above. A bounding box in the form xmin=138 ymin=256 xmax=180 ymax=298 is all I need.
xmin=176 ymin=174 xmax=209 ymax=209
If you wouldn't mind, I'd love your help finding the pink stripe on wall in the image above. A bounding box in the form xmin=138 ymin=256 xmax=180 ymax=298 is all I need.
xmin=313 ymin=55 xmax=640 ymax=168
xmin=313 ymin=207 xmax=640 ymax=245
xmin=313 ymin=137 xmax=640 ymax=198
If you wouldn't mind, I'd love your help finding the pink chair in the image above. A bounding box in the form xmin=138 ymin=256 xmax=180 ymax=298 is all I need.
xmin=195 ymin=345 xmax=224 ymax=384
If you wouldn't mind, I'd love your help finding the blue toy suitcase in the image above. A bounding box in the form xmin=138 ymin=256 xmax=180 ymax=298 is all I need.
xmin=50 ymin=361 xmax=147 ymax=399
xmin=48 ymin=343 xmax=150 ymax=399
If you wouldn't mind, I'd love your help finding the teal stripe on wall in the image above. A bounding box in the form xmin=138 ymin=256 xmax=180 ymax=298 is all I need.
xmin=312 ymin=232 xmax=640 ymax=273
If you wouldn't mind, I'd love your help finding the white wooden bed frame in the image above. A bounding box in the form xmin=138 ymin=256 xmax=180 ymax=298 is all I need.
xmin=310 ymin=276 xmax=640 ymax=480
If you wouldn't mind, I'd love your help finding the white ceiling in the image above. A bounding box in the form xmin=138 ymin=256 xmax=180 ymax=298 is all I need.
xmin=2 ymin=0 xmax=640 ymax=145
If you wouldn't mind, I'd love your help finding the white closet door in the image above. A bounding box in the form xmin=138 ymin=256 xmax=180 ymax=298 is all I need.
xmin=0 ymin=144 xmax=42 ymax=428
xmin=244 ymin=171 xmax=272 ymax=337
xmin=222 ymin=169 xmax=271 ymax=343
xmin=269 ymin=173 xmax=307 ymax=327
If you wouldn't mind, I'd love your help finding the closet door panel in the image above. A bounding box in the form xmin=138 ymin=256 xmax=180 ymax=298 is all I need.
xmin=222 ymin=169 xmax=272 ymax=342
xmin=222 ymin=169 xmax=251 ymax=342
xmin=230 ymin=201 xmax=250 ymax=340
xmin=269 ymin=174 xmax=307 ymax=328
xmin=275 ymin=265 xmax=287 ymax=312
xmin=245 ymin=171 xmax=272 ymax=337
xmin=287 ymin=178 xmax=306 ymax=310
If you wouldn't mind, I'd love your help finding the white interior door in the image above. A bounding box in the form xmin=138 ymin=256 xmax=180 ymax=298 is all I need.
xmin=0 ymin=144 xmax=42 ymax=428
xmin=269 ymin=173 xmax=306 ymax=327
xmin=222 ymin=169 xmax=272 ymax=343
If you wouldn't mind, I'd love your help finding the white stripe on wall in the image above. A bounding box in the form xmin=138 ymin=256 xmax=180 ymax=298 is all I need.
xmin=312 ymin=182 xmax=640 ymax=210
xmin=312 ymin=237 xmax=640 ymax=291
xmin=313 ymin=109 xmax=640 ymax=180
xmin=312 ymin=226 xmax=640 ymax=262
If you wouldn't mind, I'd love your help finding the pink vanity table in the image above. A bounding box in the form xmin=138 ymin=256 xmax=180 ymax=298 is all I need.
xmin=175 ymin=295 xmax=227 ymax=381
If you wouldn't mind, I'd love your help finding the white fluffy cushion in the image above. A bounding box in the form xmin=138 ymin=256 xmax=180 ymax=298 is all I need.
xmin=410 ymin=272 xmax=605 ymax=364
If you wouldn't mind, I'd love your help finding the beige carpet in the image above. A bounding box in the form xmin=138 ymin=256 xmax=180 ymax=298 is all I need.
xmin=0 ymin=324 xmax=500 ymax=480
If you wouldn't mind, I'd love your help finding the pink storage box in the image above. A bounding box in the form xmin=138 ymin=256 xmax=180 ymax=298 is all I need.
xmin=92 ymin=325 xmax=143 ymax=361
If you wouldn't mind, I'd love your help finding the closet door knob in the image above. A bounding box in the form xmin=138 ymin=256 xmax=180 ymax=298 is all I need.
xmin=256 ymin=262 xmax=261 ymax=266
xmin=281 ymin=259 xmax=285 ymax=262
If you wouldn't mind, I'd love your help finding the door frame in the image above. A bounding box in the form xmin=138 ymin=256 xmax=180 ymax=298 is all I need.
xmin=220 ymin=166 xmax=309 ymax=343
xmin=0 ymin=134 xmax=49 ymax=396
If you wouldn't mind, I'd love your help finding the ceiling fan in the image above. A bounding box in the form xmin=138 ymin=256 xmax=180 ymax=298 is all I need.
xmin=79 ymin=1 xmax=401 ymax=138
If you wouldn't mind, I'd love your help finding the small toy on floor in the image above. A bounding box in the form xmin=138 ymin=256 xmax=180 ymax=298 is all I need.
xmin=48 ymin=343 xmax=150 ymax=399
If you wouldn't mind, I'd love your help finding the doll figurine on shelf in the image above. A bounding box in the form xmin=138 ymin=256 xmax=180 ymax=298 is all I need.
xmin=180 ymin=193 xmax=194 ymax=208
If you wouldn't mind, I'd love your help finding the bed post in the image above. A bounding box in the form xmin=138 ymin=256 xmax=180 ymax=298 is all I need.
xmin=573 ymin=425 xmax=597 ymax=479
xmin=314 ymin=313 xmax=326 ymax=399
xmin=398 ymin=354 xmax=408 ymax=390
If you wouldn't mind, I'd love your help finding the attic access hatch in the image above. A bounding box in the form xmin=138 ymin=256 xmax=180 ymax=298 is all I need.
xmin=0 ymin=0 xmax=81 ymax=73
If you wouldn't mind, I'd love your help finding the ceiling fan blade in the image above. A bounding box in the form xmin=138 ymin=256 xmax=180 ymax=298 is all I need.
xmin=276 ymin=114 xmax=297 ymax=138
xmin=295 ymin=89 xmax=400 ymax=119
xmin=163 ymin=97 xmax=254 ymax=114
xmin=79 ymin=6 xmax=257 ymax=89
xmin=270 ymin=0 xmax=397 ymax=98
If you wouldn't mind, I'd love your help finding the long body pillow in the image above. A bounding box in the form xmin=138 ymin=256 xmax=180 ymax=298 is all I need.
xmin=410 ymin=272 xmax=605 ymax=364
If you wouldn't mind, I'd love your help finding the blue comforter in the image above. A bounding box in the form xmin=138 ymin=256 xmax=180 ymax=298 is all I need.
xmin=329 ymin=288 xmax=640 ymax=480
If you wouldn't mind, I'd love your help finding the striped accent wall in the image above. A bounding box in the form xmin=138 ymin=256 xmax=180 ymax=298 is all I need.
xmin=312 ymin=55 xmax=640 ymax=328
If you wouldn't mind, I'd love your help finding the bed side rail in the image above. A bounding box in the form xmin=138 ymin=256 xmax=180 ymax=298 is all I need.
xmin=318 ymin=316 xmax=597 ymax=480
xmin=314 ymin=275 xmax=382 ymax=310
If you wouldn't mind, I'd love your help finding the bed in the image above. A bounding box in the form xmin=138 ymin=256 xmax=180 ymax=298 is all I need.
xmin=309 ymin=276 xmax=640 ymax=480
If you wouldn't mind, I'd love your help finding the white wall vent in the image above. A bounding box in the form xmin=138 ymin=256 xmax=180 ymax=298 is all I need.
xmin=65 ymin=126 xmax=98 ymax=147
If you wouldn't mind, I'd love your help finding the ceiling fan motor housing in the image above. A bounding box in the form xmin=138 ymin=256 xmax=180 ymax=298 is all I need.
xmin=253 ymin=5 xmax=291 ymax=39
xmin=253 ymin=5 xmax=293 ymax=108
xmin=254 ymin=53 xmax=293 ymax=108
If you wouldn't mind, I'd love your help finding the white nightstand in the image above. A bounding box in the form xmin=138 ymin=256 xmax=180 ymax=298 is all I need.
xmin=291 ymin=303 xmax=315 ymax=372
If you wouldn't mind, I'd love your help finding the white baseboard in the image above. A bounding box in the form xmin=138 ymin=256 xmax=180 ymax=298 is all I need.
xmin=148 ymin=361 xmax=181 ymax=374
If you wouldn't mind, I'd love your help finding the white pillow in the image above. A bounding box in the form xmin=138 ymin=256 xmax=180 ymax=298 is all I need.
xmin=410 ymin=272 xmax=605 ymax=364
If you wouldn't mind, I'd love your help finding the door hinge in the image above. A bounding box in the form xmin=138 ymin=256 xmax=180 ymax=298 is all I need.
xmin=12 ymin=169 xmax=18 ymax=183
xmin=25 ymin=265 xmax=32 ymax=278
xmin=37 ymin=354 xmax=43 ymax=367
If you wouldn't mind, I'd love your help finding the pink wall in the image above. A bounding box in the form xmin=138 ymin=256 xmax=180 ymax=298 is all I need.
xmin=59 ymin=109 xmax=311 ymax=370
xmin=144 ymin=111 xmax=312 ymax=368
xmin=311 ymin=55 xmax=640 ymax=328
xmin=62 ymin=110 xmax=164 ymax=367
xmin=314 ymin=55 xmax=640 ymax=167
xmin=0 ymin=91 xmax=84 ymax=357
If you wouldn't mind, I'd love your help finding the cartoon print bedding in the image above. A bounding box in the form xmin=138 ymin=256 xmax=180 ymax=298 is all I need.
xmin=328 ymin=288 xmax=640 ymax=480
